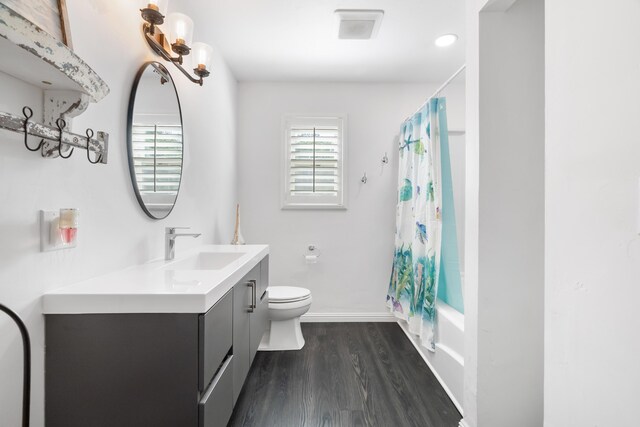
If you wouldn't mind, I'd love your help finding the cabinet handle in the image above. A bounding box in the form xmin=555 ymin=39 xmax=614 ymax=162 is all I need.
xmin=247 ymin=280 xmax=257 ymax=312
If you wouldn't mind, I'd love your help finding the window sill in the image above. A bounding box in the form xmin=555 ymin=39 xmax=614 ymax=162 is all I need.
xmin=281 ymin=203 xmax=347 ymax=211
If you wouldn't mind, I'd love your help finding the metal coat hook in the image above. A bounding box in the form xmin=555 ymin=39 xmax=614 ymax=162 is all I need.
xmin=361 ymin=172 xmax=368 ymax=184
xmin=22 ymin=106 xmax=45 ymax=153
xmin=382 ymin=152 xmax=389 ymax=164
xmin=56 ymin=118 xmax=74 ymax=159
xmin=85 ymin=128 xmax=102 ymax=164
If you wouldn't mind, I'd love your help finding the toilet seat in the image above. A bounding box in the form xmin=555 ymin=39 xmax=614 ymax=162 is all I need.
xmin=267 ymin=286 xmax=311 ymax=304
xmin=268 ymin=296 xmax=312 ymax=310
xmin=259 ymin=286 xmax=312 ymax=351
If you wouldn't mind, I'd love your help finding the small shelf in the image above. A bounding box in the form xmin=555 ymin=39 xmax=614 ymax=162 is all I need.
xmin=0 ymin=3 xmax=109 ymax=102
xmin=0 ymin=3 xmax=110 ymax=164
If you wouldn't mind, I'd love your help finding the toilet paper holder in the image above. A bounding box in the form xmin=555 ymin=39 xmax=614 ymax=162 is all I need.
xmin=305 ymin=245 xmax=320 ymax=263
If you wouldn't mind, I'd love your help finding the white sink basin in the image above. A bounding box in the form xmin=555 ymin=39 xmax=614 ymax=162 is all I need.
xmin=165 ymin=252 xmax=244 ymax=270
xmin=42 ymin=244 xmax=269 ymax=314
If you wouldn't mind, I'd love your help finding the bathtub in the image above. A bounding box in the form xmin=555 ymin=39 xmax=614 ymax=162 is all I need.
xmin=398 ymin=300 xmax=464 ymax=414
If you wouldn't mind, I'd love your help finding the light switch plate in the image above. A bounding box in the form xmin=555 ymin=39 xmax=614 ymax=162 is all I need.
xmin=40 ymin=210 xmax=77 ymax=252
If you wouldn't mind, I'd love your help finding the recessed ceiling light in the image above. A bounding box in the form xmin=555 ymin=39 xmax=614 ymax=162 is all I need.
xmin=335 ymin=9 xmax=384 ymax=40
xmin=435 ymin=34 xmax=458 ymax=47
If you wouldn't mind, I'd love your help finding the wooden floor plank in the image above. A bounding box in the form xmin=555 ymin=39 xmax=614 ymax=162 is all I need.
xmin=228 ymin=323 xmax=461 ymax=427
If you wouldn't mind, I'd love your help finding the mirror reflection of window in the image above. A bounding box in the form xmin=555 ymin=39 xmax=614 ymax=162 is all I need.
xmin=128 ymin=62 xmax=183 ymax=219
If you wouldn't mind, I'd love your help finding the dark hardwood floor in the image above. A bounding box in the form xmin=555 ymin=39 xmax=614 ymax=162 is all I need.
xmin=228 ymin=322 xmax=461 ymax=427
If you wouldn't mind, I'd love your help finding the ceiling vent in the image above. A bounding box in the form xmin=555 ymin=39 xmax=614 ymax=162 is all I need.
xmin=334 ymin=9 xmax=384 ymax=40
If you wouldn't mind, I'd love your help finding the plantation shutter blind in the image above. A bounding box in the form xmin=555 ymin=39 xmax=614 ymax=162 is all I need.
xmin=131 ymin=124 xmax=183 ymax=193
xmin=289 ymin=126 xmax=340 ymax=194
xmin=284 ymin=116 xmax=346 ymax=208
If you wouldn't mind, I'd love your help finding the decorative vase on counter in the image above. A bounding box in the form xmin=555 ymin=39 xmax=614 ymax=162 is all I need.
xmin=231 ymin=203 xmax=245 ymax=245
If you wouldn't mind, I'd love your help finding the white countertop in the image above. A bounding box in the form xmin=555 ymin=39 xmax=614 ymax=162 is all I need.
xmin=42 ymin=244 xmax=269 ymax=314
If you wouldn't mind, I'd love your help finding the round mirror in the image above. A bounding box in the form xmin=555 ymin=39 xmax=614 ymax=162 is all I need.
xmin=127 ymin=62 xmax=183 ymax=220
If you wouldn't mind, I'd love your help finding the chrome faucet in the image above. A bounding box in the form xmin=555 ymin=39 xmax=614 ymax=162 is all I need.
xmin=165 ymin=227 xmax=201 ymax=260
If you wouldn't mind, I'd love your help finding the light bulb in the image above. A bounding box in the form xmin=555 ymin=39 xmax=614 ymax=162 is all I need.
xmin=191 ymin=42 xmax=213 ymax=71
xmin=167 ymin=12 xmax=194 ymax=47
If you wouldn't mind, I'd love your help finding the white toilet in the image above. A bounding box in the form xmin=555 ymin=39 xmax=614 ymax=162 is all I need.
xmin=258 ymin=286 xmax=312 ymax=351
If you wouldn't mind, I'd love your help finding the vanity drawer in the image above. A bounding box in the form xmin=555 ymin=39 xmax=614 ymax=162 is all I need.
xmin=199 ymin=290 xmax=233 ymax=390
xmin=199 ymin=355 xmax=234 ymax=427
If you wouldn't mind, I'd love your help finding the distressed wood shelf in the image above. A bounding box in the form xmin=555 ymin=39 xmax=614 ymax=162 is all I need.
xmin=0 ymin=3 xmax=109 ymax=101
xmin=0 ymin=3 xmax=110 ymax=163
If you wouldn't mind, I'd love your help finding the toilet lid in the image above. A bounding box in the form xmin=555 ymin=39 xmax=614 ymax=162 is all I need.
xmin=268 ymin=286 xmax=311 ymax=303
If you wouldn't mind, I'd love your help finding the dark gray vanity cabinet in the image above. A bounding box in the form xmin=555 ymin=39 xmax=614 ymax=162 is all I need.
xmin=45 ymin=257 xmax=269 ymax=427
xmin=232 ymin=256 xmax=269 ymax=403
xmin=46 ymin=312 xmax=203 ymax=427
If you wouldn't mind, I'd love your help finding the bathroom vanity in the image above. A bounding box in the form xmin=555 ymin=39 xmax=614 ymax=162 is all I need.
xmin=42 ymin=245 xmax=269 ymax=427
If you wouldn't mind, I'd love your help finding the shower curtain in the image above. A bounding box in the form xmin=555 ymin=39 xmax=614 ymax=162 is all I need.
xmin=387 ymin=97 xmax=449 ymax=351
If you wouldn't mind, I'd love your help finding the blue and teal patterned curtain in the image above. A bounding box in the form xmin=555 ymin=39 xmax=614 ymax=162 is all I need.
xmin=387 ymin=97 xmax=461 ymax=351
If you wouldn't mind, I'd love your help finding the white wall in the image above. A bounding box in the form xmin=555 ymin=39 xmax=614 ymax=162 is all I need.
xmin=0 ymin=1 xmax=238 ymax=425
xmin=463 ymin=0 xmax=544 ymax=425
xmin=545 ymin=1 xmax=640 ymax=426
xmin=450 ymin=131 xmax=466 ymax=273
xmin=463 ymin=0 xmax=481 ymax=422
xmin=238 ymin=82 xmax=465 ymax=317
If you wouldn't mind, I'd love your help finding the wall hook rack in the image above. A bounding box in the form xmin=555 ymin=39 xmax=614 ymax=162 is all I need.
xmin=0 ymin=107 xmax=109 ymax=164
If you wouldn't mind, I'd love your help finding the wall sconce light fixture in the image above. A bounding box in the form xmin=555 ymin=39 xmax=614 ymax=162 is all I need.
xmin=140 ymin=0 xmax=212 ymax=86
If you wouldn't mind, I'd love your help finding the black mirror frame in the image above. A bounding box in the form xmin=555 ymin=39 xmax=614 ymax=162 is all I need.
xmin=126 ymin=61 xmax=184 ymax=220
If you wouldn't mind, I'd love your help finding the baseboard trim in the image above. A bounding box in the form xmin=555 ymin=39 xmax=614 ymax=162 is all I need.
xmin=301 ymin=312 xmax=397 ymax=322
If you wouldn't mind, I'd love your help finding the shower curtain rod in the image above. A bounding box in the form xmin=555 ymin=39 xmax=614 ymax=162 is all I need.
xmin=404 ymin=64 xmax=466 ymax=122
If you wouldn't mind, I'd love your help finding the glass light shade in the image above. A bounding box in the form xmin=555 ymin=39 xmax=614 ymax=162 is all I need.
xmin=191 ymin=42 xmax=213 ymax=71
xmin=143 ymin=0 xmax=168 ymax=15
xmin=167 ymin=13 xmax=194 ymax=47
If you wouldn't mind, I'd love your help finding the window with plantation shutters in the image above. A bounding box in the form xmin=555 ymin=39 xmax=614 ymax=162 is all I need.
xmin=130 ymin=121 xmax=183 ymax=215
xmin=283 ymin=116 xmax=346 ymax=208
